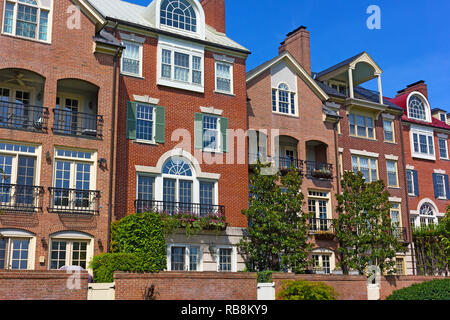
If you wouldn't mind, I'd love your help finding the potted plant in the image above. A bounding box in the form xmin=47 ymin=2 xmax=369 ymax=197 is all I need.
xmin=332 ymin=266 xmax=343 ymax=275
xmin=312 ymin=167 xmax=333 ymax=179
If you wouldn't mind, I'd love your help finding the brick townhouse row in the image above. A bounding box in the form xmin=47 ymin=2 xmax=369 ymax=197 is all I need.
xmin=0 ymin=0 xmax=448 ymax=276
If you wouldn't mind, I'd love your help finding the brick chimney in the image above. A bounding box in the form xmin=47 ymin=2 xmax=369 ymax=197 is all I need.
xmin=396 ymin=80 xmax=428 ymax=99
xmin=200 ymin=0 xmax=226 ymax=34
xmin=279 ymin=26 xmax=311 ymax=74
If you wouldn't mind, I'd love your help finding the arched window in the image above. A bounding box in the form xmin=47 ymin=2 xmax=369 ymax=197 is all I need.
xmin=419 ymin=202 xmax=436 ymax=226
xmin=408 ymin=95 xmax=427 ymax=121
xmin=3 ymin=0 xmax=52 ymax=42
xmin=163 ymin=157 xmax=193 ymax=176
xmin=272 ymin=83 xmax=296 ymax=115
xmin=160 ymin=0 xmax=197 ymax=32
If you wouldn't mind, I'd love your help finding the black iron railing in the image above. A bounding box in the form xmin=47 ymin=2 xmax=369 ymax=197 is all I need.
xmin=309 ymin=218 xmax=335 ymax=234
xmin=248 ymin=154 xmax=304 ymax=173
xmin=0 ymin=184 xmax=44 ymax=212
xmin=135 ymin=199 xmax=225 ymax=218
xmin=305 ymin=161 xmax=333 ymax=180
xmin=0 ymin=101 xmax=48 ymax=132
xmin=48 ymin=187 xmax=100 ymax=215
xmin=53 ymin=109 xmax=103 ymax=139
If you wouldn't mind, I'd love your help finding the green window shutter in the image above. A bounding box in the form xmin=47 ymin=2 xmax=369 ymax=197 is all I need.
xmin=154 ymin=106 xmax=166 ymax=144
xmin=126 ymin=101 xmax=137 ymax=140
xmin=220 ymin=117 xmax=229 ymax=153
xmin=194 ymin=113 xmax=204 ymax=150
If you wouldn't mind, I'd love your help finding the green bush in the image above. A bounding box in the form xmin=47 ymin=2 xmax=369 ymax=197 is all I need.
xmin=386 ymin=279 xmax=450 ymax=300
xmin=257 ymin=270 xmax=273 ymax=283
xmin=90 ymin=212 xmax=167 ymax=282
xmin=276 ymin=280 xmax=339 ymax=300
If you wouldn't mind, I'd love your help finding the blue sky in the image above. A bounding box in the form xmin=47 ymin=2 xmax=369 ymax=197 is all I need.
xmin=125 ymin=0 xmax=450 ymax=111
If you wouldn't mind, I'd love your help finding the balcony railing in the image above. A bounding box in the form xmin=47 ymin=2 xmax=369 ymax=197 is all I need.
xmin=0 ymin=184 xmax=44 ymax=212
xmin=392 ymin=227 xmax=407 ymax=242
xmin=0 ymin=101 xmax=49 ymax=132
xmin=305 ymin=161 xmax=334 ymax=180
xmin=48 ymin=187 xmax=100 ymax=215
xmin=53 ymin=109 xmax=103 ymax=139
xmin=309 ymin=218 xmax=335 ymax=234
xmin=248 ymin=154 xmax=304 ymax=174
xmin=135 ymin=200 xmax=225 ymax=218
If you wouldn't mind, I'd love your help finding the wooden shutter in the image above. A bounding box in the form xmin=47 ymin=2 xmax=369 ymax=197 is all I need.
xmin=126 ymin=101 xmax=137 ymax=140
xmin=154 ymin=106 xmax=166 ymax=144
xmin=220 ymin=117 xmax=228 ymax=153
xmin=194 ymin=113 xmax=204 ymax=150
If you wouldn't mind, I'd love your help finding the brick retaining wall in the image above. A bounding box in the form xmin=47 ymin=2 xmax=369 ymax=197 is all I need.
xmin=0 ymin=271 xmax=89 ymax=300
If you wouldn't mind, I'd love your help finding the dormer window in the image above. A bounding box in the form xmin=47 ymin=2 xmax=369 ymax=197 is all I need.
xmin=408 ymin=94 xmax=428 ymax=121
xmin=160 ymin=0 xmax=197 ymax=32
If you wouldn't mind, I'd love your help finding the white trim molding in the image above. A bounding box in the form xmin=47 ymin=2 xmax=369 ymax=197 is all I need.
xmin=389 ymin=196 xmax=402 ymax=203
xmin=213 ymin=54 xmax=235 ymax=64
xmin=350 ymin=149 xmax=379 ymax=158
xmin=434 ymin=169 xmax=446 ymax=174
xmin=437 ymin=133 xmax=448 ymax=139
xmin=406 ymin=165 xmax=415 ymax=170
xmin=119 ymin=32 xmax=146 ymax=44
xmin=200 ymin=106 xmax=223 ymax=116
xmin=133 ymin=94 xmax=160 ymax=105
xmin=382 ymin=113 xmax=396 ymax=120
xmin=385 ymin=154 xmax=399 ymax=161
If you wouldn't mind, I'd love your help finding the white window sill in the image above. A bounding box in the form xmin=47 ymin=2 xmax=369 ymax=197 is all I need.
xmin=203 ymin=148 xmax=223 ymax=154
xmin=158 ymin=78 xmax=204 ymax=93
xmin=120 ymin=72 xmax=144 ymax=79
xmin=2 ymin=32 xmax=51 ymax=45
xmin=214 ymin=90 xmax=235 ymax=97
xmin=134 ymin=139 xmax=157 ymax=146
xmin=412 ymin=153 xmax=436 ymax=161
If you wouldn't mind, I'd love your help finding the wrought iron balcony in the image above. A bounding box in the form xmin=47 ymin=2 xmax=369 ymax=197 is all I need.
xmin=305 ymin=161 xmax=334 ymax=180
xmin=0 ymin=101 xmax=49 ymax=132
xmin=0 ymin=184 xmax=44 ymax=212
xmin=48 ymin=187 xmax=100 ymax=215
xmin=53 ymin=109 xmax=103 ymax=139
xmin=248 ymin=154 xmax=304 ymax=174
xmin=135 ymin=199 xmax=225 ymax=218
xmin=309 ymin=218 xmax=335 ymax=234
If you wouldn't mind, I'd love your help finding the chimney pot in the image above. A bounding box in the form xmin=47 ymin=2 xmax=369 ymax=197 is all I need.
xmin=279 ymin=25 xmax=311 ymax=74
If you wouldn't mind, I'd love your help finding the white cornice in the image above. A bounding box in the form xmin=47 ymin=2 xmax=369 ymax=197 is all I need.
xmin=350 ymin=149 xmax=379 ymax=158
xmin=385 ymin=154 xmax=399 ymax=161
xmin=133 ymin=95 xmax=160 ymax=105
xmin=200 ymin=106 xmax=223 ymax=116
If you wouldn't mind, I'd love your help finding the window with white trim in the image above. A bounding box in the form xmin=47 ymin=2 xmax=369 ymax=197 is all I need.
xmin=419 ymin=203 xmax=436 ymax=226
xmin=136 ymin=104 xmax=154 ymax=142
xmin=121 ymin=41 xmax=143 ymax=77
xmin=160 ymin=0 xmax=197 ymax=33
xmin=215 ymin=61 xmax=233 ymax=94
xmin=168 ymin=244 xmax=201 ymax=271
xmin=434 ymin=174 xmax=447 ymax=199
xmin=438 ymin=138 xmax=448 ymax=159
xmin=352 ymin=155 xmax=378 ymax=182
xmin=408 ymin=95 xmax=427 ymax=121
xmin=411 ymin=131 xmax=435 ymax=159
xmin=312 ymin=254 xmax=331 ymax=274
xmin=137 ymin=175 xmax=155 ymax=201
xmin=202 ymin=115 xmax=220 ymax=152
xmin=395 ymin=257 xmax=405 ymax=275
xmin=217 ymin=247 xmax=233 ymax=272
xmin=272 ymin=83 xmax=296 ymax=116
xmin=158 ymin=39 xmax=204 ymax=92
xmin=0 ymin=237 xmax=29 ymax=269
xmin=49 ymin=239 xmax=89 ymax=269
xmin=2 ymin=0 xmax=52 ymax=42
xmin=406 ymin=170 xmax=416 ymax=196
xmin=308 ymin=191 xmax=331 ymax=232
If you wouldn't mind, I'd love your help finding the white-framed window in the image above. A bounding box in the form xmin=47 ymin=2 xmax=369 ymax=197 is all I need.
xmin=136 ymin=104 xmax=155 ymax=143
xmin=434 ymin=174 xmax=448 ymax=199
xmin=202 ymin=115 xmax=220 ymax=152
xmin=312 ymin=254 xmax=331 ymax=274
xmin=349 ymin=113 xmax=375 ymax=139
xmin=307 ymin=191 xmax=331 ymax=232
xmin=215 ymin=61 xmax=233 ymax=94
xmin=216 ymin=246 xmax=235 ymax=272
xmin=408 ymin=95 xmax=427 ymax=121
xmin=418 ymin=202 xmax=437 ymax=226
xmin=0 ymin=229 xmax=35 ymax=270
xmin=438 ymin=138 xmax=448 ymax=160
xmin=160 ymin=0 xmax=197 ymax=33
xmin=121 ymin=40 xmax=143 ymax=77
xmin=2 ymin=0 xmax=52 ymax=43
xmin=411 ymin=127 xmax=435 ymax=160
xmin=137 ymin=174 xmax=155 ymax=201
xmin=352 ymin=155 xmax=378 ymax=182
xmin=383 ymin=119 xmax=394 ymax=142
xmin=272 ymin=83 xmax=296 ymax=116
xmin=328 ymin=80 xmax=348 ymax=96
xmin=49 ymin=239 xmax=89 ymax=269
xmin=406 ymin=170 xmax=418 ymax=196
xmin=386 ymin=160 xmax=399 ymax=188
xmin=158 ymin=37 xmax=204 ymax=92
xmin=395 ymin=257 xmax=405 ymax=275
xmin=167 ymin=244 xmax=202 ymax=271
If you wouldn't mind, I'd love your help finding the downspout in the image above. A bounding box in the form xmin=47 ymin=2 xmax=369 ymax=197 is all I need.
xmin=107 ymin=22 xmax=121 ymax=253
xmin=399 ymin=117 xmax=416 ymax=275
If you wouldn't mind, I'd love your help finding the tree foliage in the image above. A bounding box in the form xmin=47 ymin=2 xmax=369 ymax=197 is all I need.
xmin=386 ymin=279 xmax=450 ymax=300
xmin=334 ymin=171 xmax=406 ymax=275
xmin=239 ymin=162 xmax=312 ymax=273
xmin=413 ymin=206 xmax=449 ymax=276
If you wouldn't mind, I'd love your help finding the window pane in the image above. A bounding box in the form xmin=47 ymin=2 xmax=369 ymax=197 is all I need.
xmin=219 ymin=248 xmax=232 ymax=272
xmin=189 ymin=247 xmax=199 ymax=271
xmin=419 ymin=135 xmax=428 ymax=154
xmin=407 ymin=171 xmax=414 ymax=195
xmin=3 ymin=2 xmax=14 ymax=34
xmin=278 ymin=90 xmax=289 ymax=114
xmin=357 ymin=115 xmax=366 ymax=137
xmin=71 ymin=241 xmax=88 ymax=269
xmin=16 ymin=4 xmax=38 ymax=39
xmin=136 ymin=104 xmax=153 ymax=141
xmin=428 ymin=136 xmax=434 ymax=155
xmin=10 ymin=239 xmax=29 ymax=270
xmin=0 ymin=239 xmax=6 ymax=269
xmin=39 ymin=10 xmax=49 ymax=41
xmin=122 ymin=42 xmax=140 ymax=75
xmin=387 ymin=161 xmax=397 ymax=186
xmin=216 ymin=63 xmax=231 ymax=92
xmin=203 ymin=115 xmax=219 ymax=150
xmin=174 ymin=52 xmax=189 ymax=82
xmin=171 ymin=247 xmax=185 ymax=271
xmin=439 ymin=139 xmax=448 ymax=158
xmin=272 ymin=89 xmax=277 ymax=112
xmin=161 ymin=49 xmax=172 ymax=78
xmin=384 ymin=120 xmax=393 ymax=141
xmin=192 ymin=56 xmax=202 ymax=84
xmin=50 ymin=241 xmax=67 ymax=270
xmin=138 ymin=176 xmax=154 ymax=201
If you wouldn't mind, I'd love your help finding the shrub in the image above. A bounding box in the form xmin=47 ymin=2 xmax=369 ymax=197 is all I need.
xmin=276 ymin=280 xmax=339 ymax=300
xmin=90 ymin=212 xmax=167 ymax=282
xmin=257 ymin=270 xmax=273 ymax=283
xmin=386 ymin=279 xmax=450 ymax=300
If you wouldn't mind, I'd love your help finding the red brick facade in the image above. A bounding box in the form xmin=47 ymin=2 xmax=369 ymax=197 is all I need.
xmin=0 ymin=0 xmax=118 ymax=270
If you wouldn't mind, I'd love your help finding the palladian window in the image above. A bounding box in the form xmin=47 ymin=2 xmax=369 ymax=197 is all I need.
xmin=408 ymin=95 xmax=427 ymax=121
xmin=160 ymin=0 xmax=197 ymax=32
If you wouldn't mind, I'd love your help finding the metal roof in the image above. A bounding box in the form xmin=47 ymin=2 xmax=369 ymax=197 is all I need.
xmin=87 ymin=0 xmax=250 ymax=53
